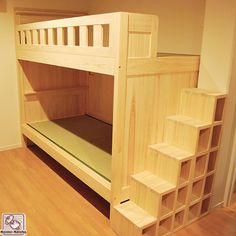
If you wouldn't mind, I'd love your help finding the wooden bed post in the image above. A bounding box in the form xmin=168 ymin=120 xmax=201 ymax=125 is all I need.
xmin=110 ymin=12 xmax=159 ymax=233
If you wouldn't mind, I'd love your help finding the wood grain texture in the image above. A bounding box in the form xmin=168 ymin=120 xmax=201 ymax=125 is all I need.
xmin=87 ymin=73 xmax=114 ymax=124
xmin=16 ymin=10 xmax=225 ymax=236
xmin=0 ymin=147 xmax=115 ymax=236
xmin=19 ymin=61 xmax=88 ymax=122
xmin=1 ymin=148 xmax=235 ymax=236
xmin=123 ymin=72 xmax=198 ymax=184
xmin=15 ymin=8 xmax=86 ymax=24
xmin=173 ymin=201 xmax=236 ymax=236
xmin=22 ymin=125 xmax=111 ymax=202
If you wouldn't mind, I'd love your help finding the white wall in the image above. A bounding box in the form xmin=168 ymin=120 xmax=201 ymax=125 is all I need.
xmin=0 ymin=0 xmax=88 ymax=150
xmin=198 ymin=0 xmax=236 ymax=207
xmin=87 ymin=0 xmax=205 ymax=54
xmin=0 ymin=8 xmax=20 ymax=150
xmin=198 ymin=0 xmax=236 ymax=92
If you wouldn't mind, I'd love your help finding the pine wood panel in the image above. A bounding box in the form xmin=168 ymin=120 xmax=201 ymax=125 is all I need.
xmin=19 ymin=61 xmax=88 ymax=122
xmin=122 ymin=72 xmax=198 ymax=186
xmin=87 ymin=73 xmax=114 ymax=124
xmin=15 ymin=8 xmax=86 ymax=24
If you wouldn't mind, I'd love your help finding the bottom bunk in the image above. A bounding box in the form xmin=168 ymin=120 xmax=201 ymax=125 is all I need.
xmin=22 ymin=115 xmax=112 ymax=202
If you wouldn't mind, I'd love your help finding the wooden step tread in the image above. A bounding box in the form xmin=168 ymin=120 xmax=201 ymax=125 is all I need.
xmin=150 ymin=142 xmax=193 ymax=161
xmin=114 ymin=201 xmax=157 ymax=229
xmin=132 ymin=171 xmax=175 ymax=194
xmin=166 ymin=115 xmax=211 ymax=128
xmin=182 ymin=88 xmax=226 ymax=98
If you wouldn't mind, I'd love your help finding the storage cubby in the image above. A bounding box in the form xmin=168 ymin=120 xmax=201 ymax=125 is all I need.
xmin=158 ymin=216 xmax=173 ymax=236
xmin=197 ymin=128 xmax=211 ymax=153
xmin=207 ymin=150 xmax=218 ymax=173
xmin=142 ymin=224 xmax=156 ymax=236
xmin=214 ymin=97 xmax=225 ymax=122
xmin=211 ymin=125 xmax=222 ymax=148
xmin=194 ymin=154 xmax=207 ymax=178
xmin=200 ymin=197 xmax=211 ymax=216
xmin=190 ymin=179 xmax=204 ymax=203
xmin=179 ymin=160 xmax=191 ymax=185
xmin=204 ymin=174 xmax=214 ymax=196
xmin=188 ymin=202 xmax=200 ymax=222
xmin=176 ymin=186 xmax=188 ymax=210
xmin=173 ymin=210 xmax=185 ymax=231
xmin=161 ymin=191 xmax=175 ymax=217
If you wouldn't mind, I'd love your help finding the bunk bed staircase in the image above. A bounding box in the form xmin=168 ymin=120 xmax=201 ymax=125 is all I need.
xmin=112 ymin=88 xmax=226 ymax=236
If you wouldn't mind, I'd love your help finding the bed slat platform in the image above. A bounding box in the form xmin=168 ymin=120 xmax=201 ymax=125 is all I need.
xmin=28 ymin=115 xmax=112 ymax=181
xmin=21 ymin=121 xmax=112 ymax=202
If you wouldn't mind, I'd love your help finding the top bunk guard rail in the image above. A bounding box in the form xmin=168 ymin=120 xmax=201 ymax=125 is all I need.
xmin=16 ymin=12 xmax=119 ymax=75
xmin=16 ymin=12 xmax=159 ymax=75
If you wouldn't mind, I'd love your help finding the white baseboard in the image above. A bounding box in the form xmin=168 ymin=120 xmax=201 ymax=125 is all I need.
xmin=211 ymin=201 xmax=224 ymax=210
xmin=0 ymin=143 xmax=22 ymax=152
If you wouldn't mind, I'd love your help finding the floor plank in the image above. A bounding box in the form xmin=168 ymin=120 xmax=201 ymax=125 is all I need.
xmin=0 ymin=147 xmax=116 ymax=236
xmin=0 ymin=146 xmax=236 ymax=236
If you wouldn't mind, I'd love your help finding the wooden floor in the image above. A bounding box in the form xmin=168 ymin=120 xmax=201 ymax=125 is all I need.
xmin=0 ymin=147 xmax=236 ymax=236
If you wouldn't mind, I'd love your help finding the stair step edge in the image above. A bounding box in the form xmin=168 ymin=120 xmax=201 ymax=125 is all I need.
xmin=166 ymin=115 xmax=211 ymax=128
xmin=182 ymin=88 xmax=226 ymax=98
xmin=114 ymin=201 xmax=157 ymax=229
xmin=131 ymin=171 xmax=176 ymax=194
xmin=150 ymin=142 xmax=194 ymax=161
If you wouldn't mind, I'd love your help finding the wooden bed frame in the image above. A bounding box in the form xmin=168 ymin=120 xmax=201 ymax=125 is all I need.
xmin=15 ymin=11 xmax=226 ymax=236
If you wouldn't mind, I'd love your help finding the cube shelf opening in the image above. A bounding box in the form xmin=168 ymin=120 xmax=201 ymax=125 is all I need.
xmin=204 ymin=174 xmax=214 ymax=195
xmin=159 ymin=216 xmax=173 ymax=236
xmin=207 ymin=151 xmax=217 ymax=173
xmin=190 ymin=179 xmax=204 ymax=203
xmin=173 ymin=210 xmax=185 ymax=231
xmin=201 ymin=197 xmax=211 ymax=215
xmin=142 ymin=224 xmax=156 ymax=236
xmin=194 ymin=154 xmax=207 ymax=178
xmin=188 ymin=202 xmax=200 ymax=222
xmin=197 ymin=128 xmax=211 ymax=153
xmin=176 ymin=186 xmax=188 ymax=210
xmin=179 ymin=160 xmax=191 ymax=184
xmin=211 ymin=125 xmax=222 ymax=148
xmin=161 ymin=191 xmax=175 ymax=217
xmin=214 ymin=98 xmax=225 ymax=122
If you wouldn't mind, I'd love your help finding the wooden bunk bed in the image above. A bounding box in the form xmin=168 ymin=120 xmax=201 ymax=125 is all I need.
xmin=15 ymin=11 xmax=226 ymax=236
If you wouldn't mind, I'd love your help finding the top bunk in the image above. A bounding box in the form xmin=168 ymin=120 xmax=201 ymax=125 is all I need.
xmin=15 ymin=12 xmax=200 ymax=76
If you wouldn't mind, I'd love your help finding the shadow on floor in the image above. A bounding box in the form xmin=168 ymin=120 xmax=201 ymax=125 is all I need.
xmin=28 ymin=145 xmax=110 ymax=218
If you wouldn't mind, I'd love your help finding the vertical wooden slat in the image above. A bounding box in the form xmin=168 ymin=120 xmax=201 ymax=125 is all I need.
xmin=32 ymin=30 xmax=38 ymax=44
xmin=93 ymin=25 xmax=103 ymax=47
xmin=20 ymin=31 xmax=26 ymax=45
xmin=67 ymin=27 xmax=75 ymax=46
xmin=26 ymin=31 xmax=32 ymax=45
xmin=57 ymin=27 xmax=64 ymax=45
xmin=17 ymin=31 xmax=21 ymax=45
xmin=48 ymin=28 xmax=54 ymax=45
xmin=79 ymin=25 xmax=88 ymax=46
xmin=39 ymin=29 xmax=46 ymax=45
